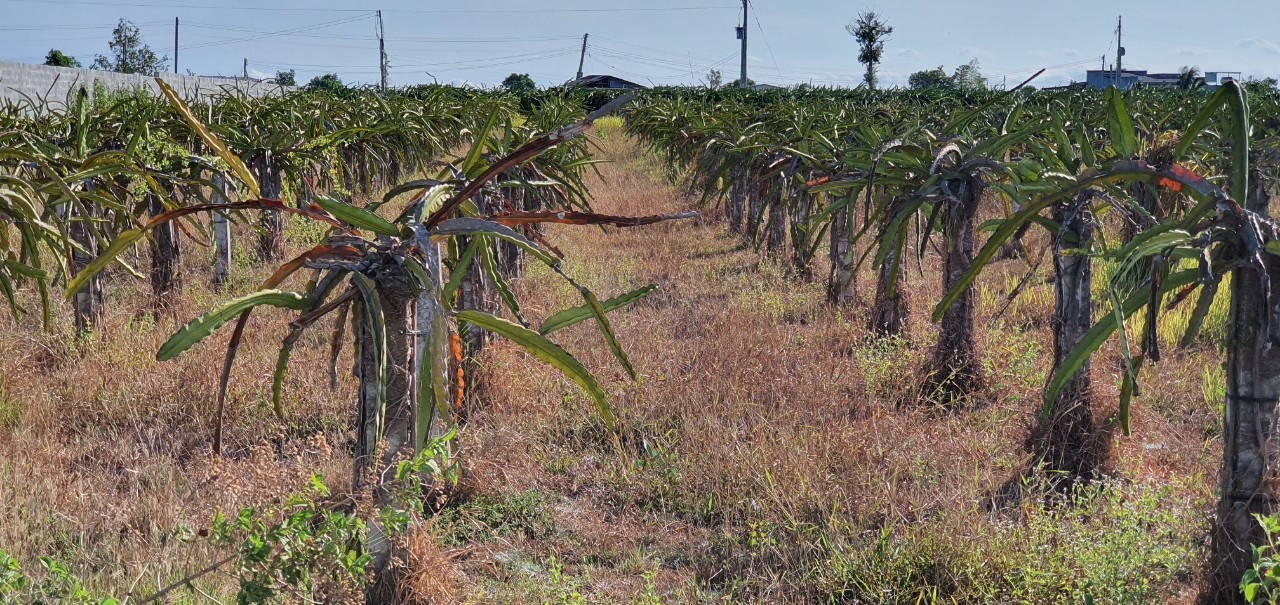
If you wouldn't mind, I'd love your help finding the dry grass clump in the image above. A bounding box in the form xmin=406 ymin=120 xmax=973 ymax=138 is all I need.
xmin=0 ymin=218 xmax=356 ymax=599
xmin=0 ymin=121 xmax=1226 ymax=603
xmin=391 ymin=525 xmax=467 ymax=604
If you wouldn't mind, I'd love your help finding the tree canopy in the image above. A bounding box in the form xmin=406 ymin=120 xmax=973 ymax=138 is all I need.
xmin=846 ymin=11 xmax=892 ymax=90
xmin=1178 ymin=66 xmax=1205 ymax=90
xmin=908 ymin=67 xmax=951 ymax=89
xmin=908 ymin=59 xmax=986 ymax=91
xmin=304 ymin=73 xmax=346 ymax=94
xmin=90 ymin=19 xmax=167 ymax=76
xmin=43 ymin=49 xmax=80 ymax=68
xmin=502 ymin=73 xmax=538 ymax=96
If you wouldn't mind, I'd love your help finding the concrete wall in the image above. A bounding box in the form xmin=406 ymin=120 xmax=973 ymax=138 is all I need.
xmin=0 ymin=60 xmax=288 ymax=105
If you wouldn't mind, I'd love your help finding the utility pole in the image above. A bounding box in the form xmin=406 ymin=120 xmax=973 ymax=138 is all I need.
xmin=377 ymin=10 xmax=388 ymax=91
xmin=576 ymin=33 xmax=588 ymax=81
xmin=739 ymin=0 xmax=748 ymax=89
xmin=1115 ymin=15 xmax=1124 ymax=88
xmin=243 ymin=58 xmax=247 ymax=79
xmin=174 ymin=17 xmax=179 ymax=74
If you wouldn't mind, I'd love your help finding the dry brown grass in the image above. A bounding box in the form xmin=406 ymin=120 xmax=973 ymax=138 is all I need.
xmin=0 ymin=123 xmax=1225 ymax=603
xmin=0 ymin=218 xmax=357 ymax=598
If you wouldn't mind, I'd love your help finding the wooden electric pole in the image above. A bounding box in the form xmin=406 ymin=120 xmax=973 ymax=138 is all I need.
xmin=173 ymin=17 xmax=179 ymax=74
xmin=575 ymin=33 xmax=588 ymax=81
xmin=377 ymin=10 xmax=388 ymax=91
xmin=739 ymin=0 xmax=748 ymax=89
xmin=1115 ymin=16 xmax=1124 ymax=88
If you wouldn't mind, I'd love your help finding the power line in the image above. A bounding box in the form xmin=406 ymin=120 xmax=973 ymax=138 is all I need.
xmin=747 ymin=0 xmax=782 ymax=80
xmin=585 ymin=52 xmax=649 ymax=81
xmin=589 ymin=47 xmax=735 ymax=81
xmin=0 ymin=20 xmax=168 ymax=31
xmin=390 ymin=47 xmax=580 ymax=68
xmin=395 ymin=49 xmax=581 ymax=73
xmin=179 ymin=14 xmax=371 ymax=51
xmin=592 ymin=36 xmax=726 ymax=65
xmin=184 ymin=22 xmax=580 ymax=44
xmin=9 ymin=0 xmax=738 ymax=13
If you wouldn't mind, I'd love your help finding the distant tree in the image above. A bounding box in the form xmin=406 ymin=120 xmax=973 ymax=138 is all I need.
xmin=305 ymin=73 xmax=346 ymax=94
xmin=706 ymin=68 xmax=723 ymax=89
xmin=908 ymin=61 xmax=984 ymax=90
xmin=91 ymin=19 xmax=167 ymax=76
xmin=727 ymin=77 xmax=756 ymax=88
xmin=846 ymin=11 xmax=892 ymax=90
xmin=1178 ymin=65 xmax=1205 ymax=90
xmin=501 ymin=73 xmax=538 ymax=96
xmin=908 ymin=66 xmax=952 ymax=89
xmin=951 ymin=59 xmax=986 ymax=90
xmin=1245 ymin=76 xmax=1278 ymax=95
xmin=274 ymin=69 xmax=297 ymax=86
xmin=44 ymin=49 xmax=81 ymax=68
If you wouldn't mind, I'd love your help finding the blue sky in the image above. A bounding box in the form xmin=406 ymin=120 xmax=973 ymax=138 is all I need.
xmin=2 ymin=0 xmax=1277 ymax=89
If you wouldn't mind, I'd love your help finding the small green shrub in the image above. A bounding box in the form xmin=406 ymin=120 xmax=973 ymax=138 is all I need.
xmin=593 ymin=115 xmax=625 ymax=139
xmin=0 ymin=553 xmax=117 ymax=605
xmin=851 ymin=333 xmax=916 ymax=398
xmin=0 ymin=384 xmax=20 ymax=429
xmin=436 ymin=489 xmax=555 ymax=546
xmin=732 ymin=476 xmax=1204 ymax=604
xmin=0 ymin=435 xmax=458 ymax=604
xmin=284 ymin=212 xmax=332 ymax=247
xmin=1243 ymin=514 xmax=1280 ymax=604
xmin=994 ymin=477 xmax=1200 ymax=605
xmin=1158 ymin=274 xmax=1231 ymax=349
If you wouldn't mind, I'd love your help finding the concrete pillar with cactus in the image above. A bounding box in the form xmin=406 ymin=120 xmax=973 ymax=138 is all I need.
xmin=765 ymin=177 xmax=787 ymax=255
xmin=727 ymin=164 xmax=746 ymax=233
xmin=827 ymin=190 xmax=857 ymax=306
xmin=788 ymin=186 xmax=813 ymax=279
xmin=746 ymin=168 xmax=765 ymax=243
xmin=1210 ymin=164 xmax=1280 ymax=603
xmin=253 ymin=154 xmax=285 ymax=262
xmin=1032 ymin=192 xmax=1106 ymax=490
xmin=70 ymin=180 xmax=104 ymax=336
xmin=148 ymin=187 xmax=182 ymax=312
xmin=922 ymin=175 xmax=985 ymax=402
xmin=211 ymin=172 xmax=232 ymax=287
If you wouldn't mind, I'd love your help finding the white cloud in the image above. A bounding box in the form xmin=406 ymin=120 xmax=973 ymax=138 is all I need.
xmin=957 ymin=46 xmax=992 ymax=59
xmin=1178 ymin=46 xmax=1213 ymax=57
xmin=895 ymin=48 xmax=922 ymax=59
xmin=1028 ymin=48 xmax=1084 ymax=61
xmin=1240 ymin=39 xmax=1280 ymax=55
xmin=247 ymin=68 xmax=272 ymax=80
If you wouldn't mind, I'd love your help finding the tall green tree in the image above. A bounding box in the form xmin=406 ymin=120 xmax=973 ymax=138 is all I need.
xmin=908 ymin=66 xmax=951 ymax=89
xmin=951 ymin=59 xmax=986 ymax=90
xmin=705 ymin=68 xmax=723 ymax=89
xmin=501 ymin=73 xmax=537 ymax=96
xmin=90 ymin=19 xmax=167 ymax=76
xmin=43 ymin=49 xmax=80 ymax=68
xmin=846 ymin=11 xmax=893 ymax=90
xmin=304 ymin=73 xmax=346 ymax=94
xmin=1178 ymin=65 xmax=1205 ymax=90
xmin=274 ymin=69 xmax=297 ymax=86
